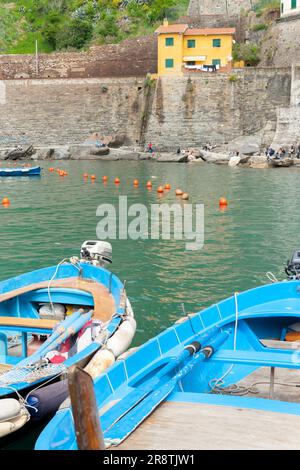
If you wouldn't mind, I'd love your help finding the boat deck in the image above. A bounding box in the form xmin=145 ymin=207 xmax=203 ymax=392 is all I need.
xmin=116 ymin=351 xmax=300 ymax=450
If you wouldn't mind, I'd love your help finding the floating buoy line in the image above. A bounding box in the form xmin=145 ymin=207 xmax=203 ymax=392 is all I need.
xmin=43 ymin=170 xmax=230 ymax=208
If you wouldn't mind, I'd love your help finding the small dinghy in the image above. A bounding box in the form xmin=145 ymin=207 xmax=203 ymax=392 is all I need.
xmin=0 ymin=166 xmax=41 ymax=177
xmin=0 ymin=241 xmax=136 ymax=438
xmin=36 ymin=251 xmax=300 ymax=450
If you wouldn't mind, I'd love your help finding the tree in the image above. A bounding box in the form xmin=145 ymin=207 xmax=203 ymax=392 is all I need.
xmin=56 ymin=18 xmax=93 ymax=50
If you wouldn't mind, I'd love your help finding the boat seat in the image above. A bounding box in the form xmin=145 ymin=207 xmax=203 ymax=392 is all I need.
xmin=212 ymin=349 xmax=300 ymax=370
xmin=0 ymin=317 xmax=58 ymax=331
xmin=0 ymin=277 xmax=116 ymax=323
xmin=0 ymin=363 xmax=12 ymax=374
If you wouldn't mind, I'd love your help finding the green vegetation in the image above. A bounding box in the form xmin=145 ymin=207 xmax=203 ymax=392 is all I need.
xmin=253 ymin=0 xmax=280 ymax=16
xmin=0 ymin=0 xmax=189 ymax=54
xmin=228 ymin=73 xmax=239 ymax=83
xmin=233 ymin=42 xmax=261 ymax=66
xmin=251 ymin=23 xmax=269 ymax=32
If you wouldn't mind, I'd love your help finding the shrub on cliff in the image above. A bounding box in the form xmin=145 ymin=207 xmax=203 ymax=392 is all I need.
xmin=56 ymin=18 xmax=93 ymax=50
xmin=233 ymin=43 xmax=261 ymax=66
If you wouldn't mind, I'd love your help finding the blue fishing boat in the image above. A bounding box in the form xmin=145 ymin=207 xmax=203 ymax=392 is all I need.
xmin=0 ymin=241 xmax=136 ymax=438
xmin=36 ymin=252 xmax=300 ymax=450
xmin=0 ymin=166 xmax=41 ymax=177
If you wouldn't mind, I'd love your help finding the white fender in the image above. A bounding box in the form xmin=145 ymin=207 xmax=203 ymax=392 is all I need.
xmin=0 ymin=408 xmax=29 ymax=438
xmin=0 ymin=399 xmax=21 ymax=422
xmin=106 ymin=317 xmax=137 ymax=359
xmin=85 ymin=349 xmax=115 ymax=380
xmin=125 ymin=299 xmax=134 ymax=319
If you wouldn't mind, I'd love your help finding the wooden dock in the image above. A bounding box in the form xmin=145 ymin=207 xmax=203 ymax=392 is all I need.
xmin=116 ymin=399 xmax=300 ymax=450
xmin=116 ymin=362 xmax=300 ymax=450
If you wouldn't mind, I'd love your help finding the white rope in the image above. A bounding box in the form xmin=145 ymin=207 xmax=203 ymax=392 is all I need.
xmin=209 ymin=292 xmax=239 ymax=392
xmin=212 ymin=380 xmax=300 ymax=396
xmin=47 ymin=257 xmax=82 ymax=311
xmin=266 ymin=271 xmax=279 ymax=283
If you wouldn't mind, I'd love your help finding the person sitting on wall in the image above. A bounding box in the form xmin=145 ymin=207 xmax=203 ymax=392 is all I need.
xmin=177 ymin=147 xmax=181 ymax=154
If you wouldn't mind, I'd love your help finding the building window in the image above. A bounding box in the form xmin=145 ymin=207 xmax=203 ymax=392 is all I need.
xmin=165 ymin=59 xmax=174 ymax=68
xmin=281 ymin=2 xmax=284 ymax=12
xmin=187 ymin=39 xmax=196 ymax=48
xmin=291 ymin=0 xmax=297 ymax=8
xmin=212 ymin=59 xmax=221 ymax=66
xmin=213 ymin=38 xmax=221 ymax=47
xmin=187 ymin=61 xmax=196 ymax=65
xmin=165 ymin=37 xmax=174 ymax=46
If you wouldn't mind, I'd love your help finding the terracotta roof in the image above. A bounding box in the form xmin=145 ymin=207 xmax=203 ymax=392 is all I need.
xmin=185 ymin=28 xmax=236 ymax=36
xmin=155 ymin=24 xmax=188 ymax=35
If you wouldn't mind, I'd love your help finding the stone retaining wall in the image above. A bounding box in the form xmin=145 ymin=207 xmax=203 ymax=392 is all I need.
xmin=144 ymin=68 xmax=291 ymax=151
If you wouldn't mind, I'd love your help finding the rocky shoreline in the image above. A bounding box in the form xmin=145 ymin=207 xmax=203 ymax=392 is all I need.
xmin=0 ymin=144 xmax=298 ymax=169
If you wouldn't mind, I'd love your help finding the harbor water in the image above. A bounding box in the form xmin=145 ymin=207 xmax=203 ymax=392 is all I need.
xmin=1 ymin=159 xmax=300 ymax=448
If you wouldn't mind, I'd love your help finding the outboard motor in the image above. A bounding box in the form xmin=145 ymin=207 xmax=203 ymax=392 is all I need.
xmin=80 ymin=240 xmax=112 ymax=268
xmin=285 ymin=250 xmax=300 ymax=280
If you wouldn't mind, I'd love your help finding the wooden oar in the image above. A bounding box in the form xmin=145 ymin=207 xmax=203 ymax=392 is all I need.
xmin=16 ymin=311 xmax=84 ymax=367
xmin=46 ymin=311 xmax=93 ymax=352
xmin=100 ymin=327 xmax=225 ymax=435
xmin=100 ymin=327 xmax=220 ymax=433
xmin=103 ymin=329 xmax=231 ymax=447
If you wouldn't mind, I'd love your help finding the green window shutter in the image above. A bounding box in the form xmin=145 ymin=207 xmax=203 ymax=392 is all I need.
xmin=212 ymin=59 xmax=221 ymax=66
xmin=165 ymin=37 xmax=174 ymax=46
xmin=165 ymin=59 xmax=174 ymax=68
xmin=187 ymin=39 xmax=196 ymax=48
xmin=213 ymin=38 xmax=221 ymax=47
xmin=291 ymin=0 xmax=297 ymax=8
xmin=281 ymin=2 xmax=284 ymax=12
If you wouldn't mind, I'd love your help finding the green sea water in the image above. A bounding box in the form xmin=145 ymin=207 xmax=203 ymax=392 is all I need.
xmin=1 ymin=160 xmax=300 ymax=449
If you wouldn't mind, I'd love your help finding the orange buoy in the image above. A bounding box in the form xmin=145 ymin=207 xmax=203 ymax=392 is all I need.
xmin=182 ymin=193 xmax=190 ymax=200
xmin=175 ymin=189 xmax=183 ymax=196
xmin=165 ymin=184 xmax=171 ymax=190
xmin=2 ymin=197 xmax=10 ymax=206
xmin=115 ymin=178 xmax=120 ymax=184
xmin=157 ymin=186 xmax=164 ymax=194
xmin=91 ymin=175 xmax=96 ymax=180
xmin=83 ymin=173 xmax=89 ymax=178
xmin=146 ymin=181 xmax=153 ymax=188
xmin=102 ymin=176 xmax=108 ymax=182
xmin=59 ymin=170 xmax=65 ymax=177
xmin=133 ymin=179 xmax=139 ymax=186
xmin=219 ymin=197 xmax=228 ymax=207
xmin=49 ymin=167 xmax=54 ymax=172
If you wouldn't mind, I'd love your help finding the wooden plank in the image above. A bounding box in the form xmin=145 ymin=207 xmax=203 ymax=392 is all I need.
xmin=0 ymin=317 xmax=58 ymax=330
xmin=0 ymin=364 xmax=12 ymax=373
xmin=68 ymin=366 xmax=105 ymax=450
xmin=116 ymin=401 xmax=300 ymax=450
xmin=0 ymin=277 xmax=116 ymax=322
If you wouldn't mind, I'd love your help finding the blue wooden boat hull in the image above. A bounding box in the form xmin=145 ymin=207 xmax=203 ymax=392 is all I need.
xmin=0 ymin=262 xmax=128 ymax=399
xmin=35 ymin=280 xmax=300 ymax=450
xmin=0 ymin=166 xmax=41 ymax=177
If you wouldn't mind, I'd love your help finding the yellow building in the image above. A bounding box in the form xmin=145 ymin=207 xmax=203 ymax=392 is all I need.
xmin=155 ymin=20 xmax=236 ymax=76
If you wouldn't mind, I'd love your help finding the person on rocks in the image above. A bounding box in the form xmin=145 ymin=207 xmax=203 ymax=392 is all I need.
xmin=148 ymin=142 xmax=154 ymax=154
xmin=290 ymin=145 xmax=296 ymax=157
